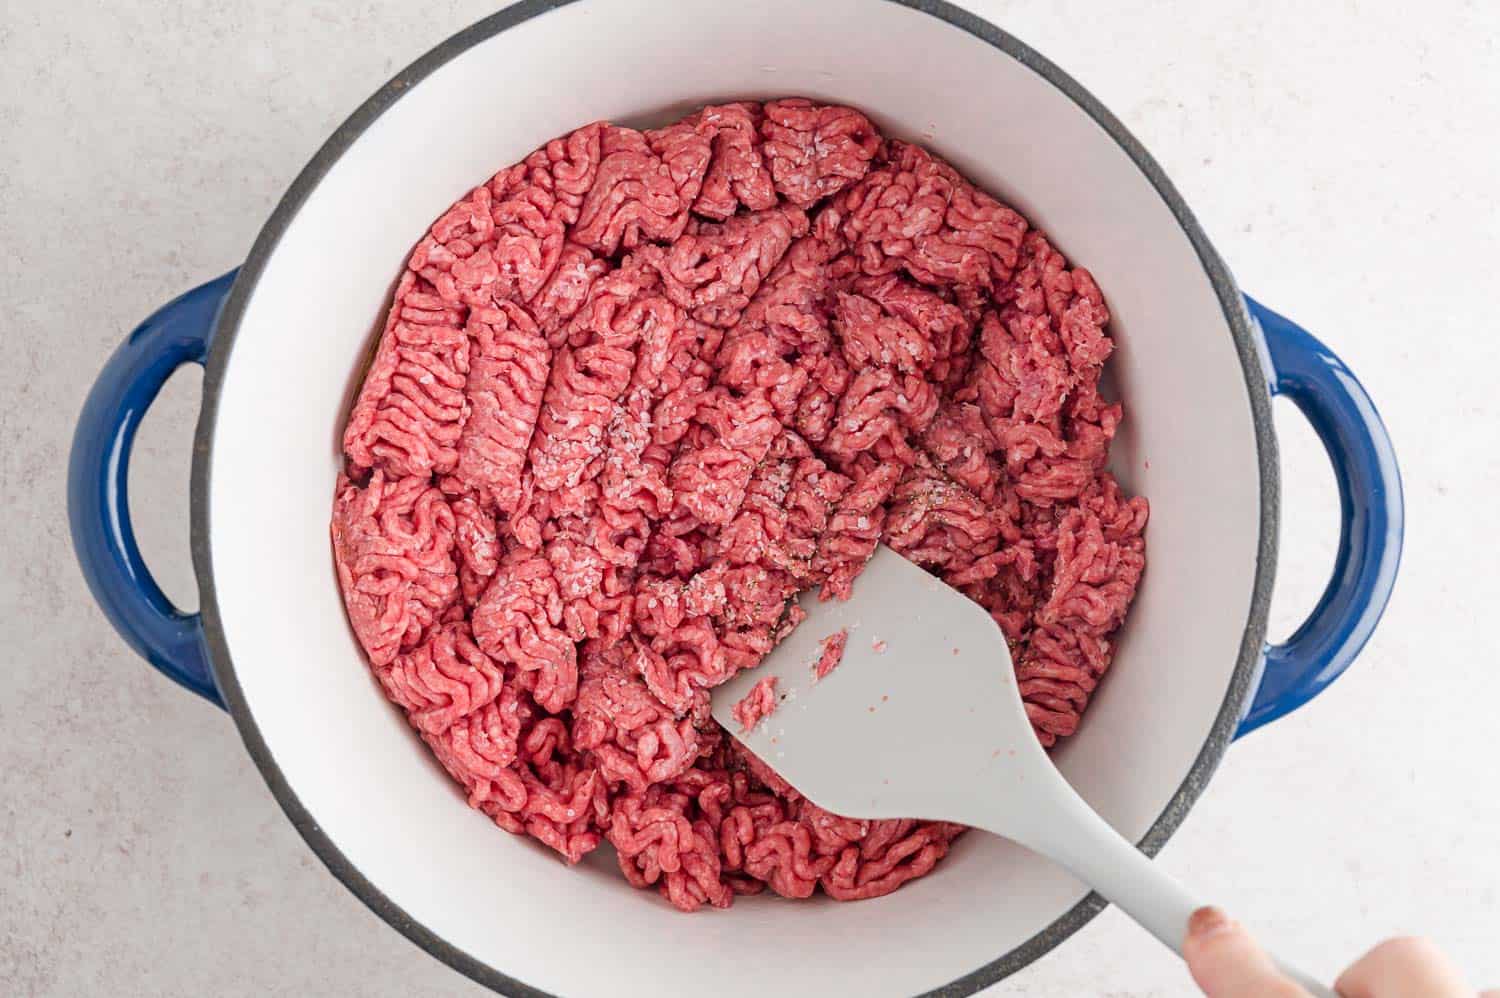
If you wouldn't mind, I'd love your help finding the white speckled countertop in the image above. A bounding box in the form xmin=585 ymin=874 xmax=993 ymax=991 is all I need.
xmin=2 ymin=1 xmax=1497 ymax=995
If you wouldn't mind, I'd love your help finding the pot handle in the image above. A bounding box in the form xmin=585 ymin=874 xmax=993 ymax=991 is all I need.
xmin=68 ymin=271 xmax=239 ymax=708
xmin=1234 ymin=296 xmax=1403 ymax=737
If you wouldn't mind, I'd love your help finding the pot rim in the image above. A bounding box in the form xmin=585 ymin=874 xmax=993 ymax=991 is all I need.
xmin=188 ymin=1 xmax=1280 ymax=994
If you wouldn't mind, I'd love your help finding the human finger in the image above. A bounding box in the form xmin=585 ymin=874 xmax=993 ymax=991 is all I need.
xmin=1334 ymin=936 xmax=1473 ymax=998
xmin=1182 ymin=906 xmax=1309 ymax=998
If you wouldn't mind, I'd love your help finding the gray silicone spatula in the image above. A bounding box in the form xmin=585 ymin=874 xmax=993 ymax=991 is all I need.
xmin=712 ymin=544 xmax=1331 ymax=996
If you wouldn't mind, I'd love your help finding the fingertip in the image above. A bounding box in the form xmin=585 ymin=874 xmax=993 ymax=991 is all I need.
xmin=1373 ymin=935 xmax=1444 ymax=960
xmin=1183 ymin=908 xmax=1306 ymax=998
xmin=1336 ymin=936 xmax=1472 ymax=998
xmin=1187 ymin=905 xmax=1234 ymax=940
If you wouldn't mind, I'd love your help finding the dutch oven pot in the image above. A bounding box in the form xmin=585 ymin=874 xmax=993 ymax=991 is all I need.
xmin=67 ymin=2 xmax=1403 ymax=995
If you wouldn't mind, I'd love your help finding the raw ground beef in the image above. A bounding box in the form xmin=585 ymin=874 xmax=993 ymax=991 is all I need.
xmin=731 ymin=676 xmax=780 ymax=733
xmin=333 ymin=98 xmax=1148 ymax=912
xmin=812 ymin=629 xmax=848 ymax=681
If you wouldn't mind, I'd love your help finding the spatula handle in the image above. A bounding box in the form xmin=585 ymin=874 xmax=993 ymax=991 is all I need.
xmin=999 ymin=784 xmax=1333 ymax=996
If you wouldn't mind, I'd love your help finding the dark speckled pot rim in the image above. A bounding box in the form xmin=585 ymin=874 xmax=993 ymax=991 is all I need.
xmin=189 ymin=1 xmax=1279 ymax=994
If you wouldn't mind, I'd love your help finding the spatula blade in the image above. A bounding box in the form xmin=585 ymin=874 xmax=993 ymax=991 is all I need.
xmin=710 ymin=545 xmax=1044 ymax=827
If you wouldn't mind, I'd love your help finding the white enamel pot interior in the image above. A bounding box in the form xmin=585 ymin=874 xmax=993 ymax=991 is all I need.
xmin=195 ymin=1 xmax=1272 ymax=995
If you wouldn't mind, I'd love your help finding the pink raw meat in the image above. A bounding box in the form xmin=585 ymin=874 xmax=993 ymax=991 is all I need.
xmin=812 ymin=629 xmax=848 ymax=681
xmin=333 ymin=99 xmax=1148 ymax=912
xmin=731 ymin=676 xmax=779 ymax=733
